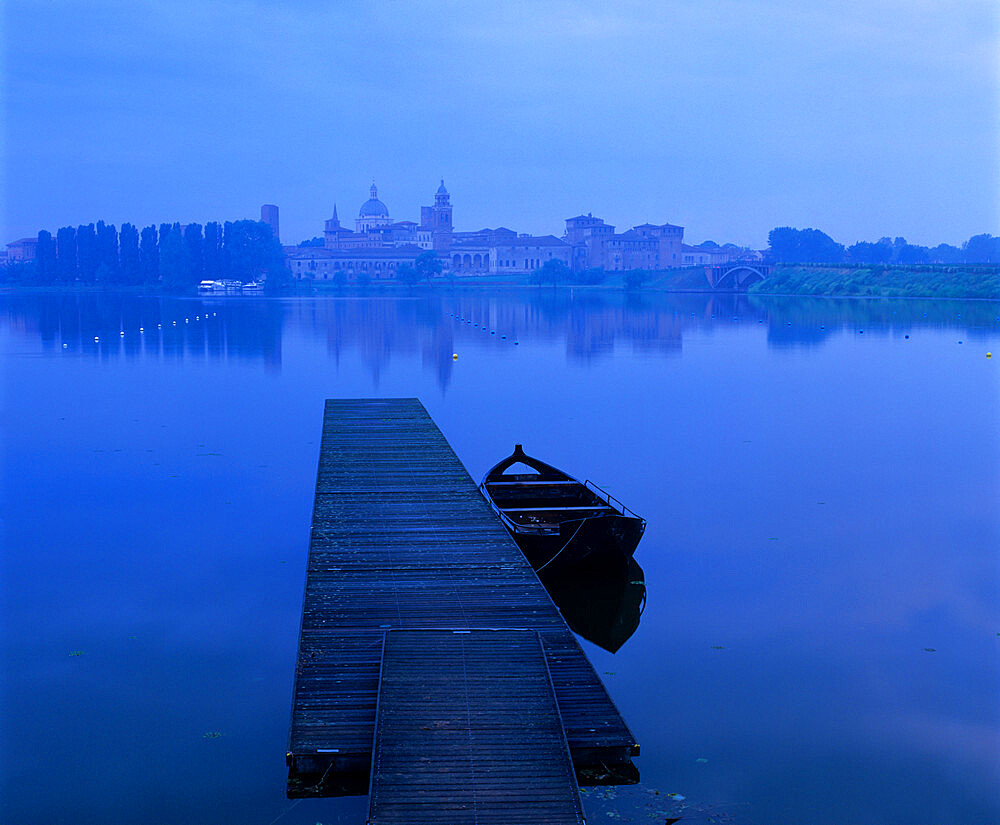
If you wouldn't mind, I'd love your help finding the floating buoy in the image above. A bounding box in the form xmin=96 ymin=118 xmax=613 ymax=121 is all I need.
xmin=514 ymin=341 xmax=519 ymax=345
xmin=859 ymin=329 xmax=864 ymax=334
xmin=501 ymin=335 xmax=506 ymax=339
xmin=139 ymin=327 xmax=144 ymax=333
xmin=958 ymin=340 xmax=963 ymax=344
xmin=988 ymin=352 xmax=992 ymax=359
xmin=94 ymin=336 xmax=99 ymax=342
xmin=452 ymin=353 xmax=458 ymax=360
xmin=120 ymin=331 xmax=125 ymax=337
xmin=62 ymin=343 xmax=67 ymax=348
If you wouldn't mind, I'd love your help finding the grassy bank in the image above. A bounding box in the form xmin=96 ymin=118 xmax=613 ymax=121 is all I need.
xmin=750 ymin=264 xmax=1000 ymax=300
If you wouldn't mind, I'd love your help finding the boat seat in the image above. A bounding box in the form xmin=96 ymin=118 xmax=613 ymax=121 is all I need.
xmin=501 ymin=506 xmax=614 ymax=512
xmin=486 ymin=480 xmax=579 ymax=486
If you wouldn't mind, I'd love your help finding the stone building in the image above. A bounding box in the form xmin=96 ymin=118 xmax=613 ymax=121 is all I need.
xmin=6 ymin=237 xmax=38 ymax=262
xmin=285 ymin=245 xmax=424 ymax=281
xmin=287 ymin=181 xmax=573 ymax=279
xmin=679 ymin=244 xmax=757 ymax=266
xmin=487 ymin=235 xmax=571 ymax=274
xmin=564 ymin=214 xmax=683 ymax=271
xmin=321 ymin=182 xmax=436 ymax=251
xmin=420 ymin=181 xmax=453 ymax=252
xmin=260 ymin=204 xmax=279 ymax=241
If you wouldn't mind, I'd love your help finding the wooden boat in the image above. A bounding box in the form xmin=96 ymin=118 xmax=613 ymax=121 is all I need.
xmin=480 ymin=444 xmax=645 ymax=571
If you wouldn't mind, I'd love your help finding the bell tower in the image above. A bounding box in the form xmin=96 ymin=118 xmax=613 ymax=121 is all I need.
xmin=431 ymin=179 xmax=452 ymax=252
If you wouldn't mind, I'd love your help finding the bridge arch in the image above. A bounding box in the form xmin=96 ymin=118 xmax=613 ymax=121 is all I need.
xmin=711 ymin=264 xmax=768 ymax=290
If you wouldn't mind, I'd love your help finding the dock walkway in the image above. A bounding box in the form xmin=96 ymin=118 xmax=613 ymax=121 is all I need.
xmin=368 ymin=629 xmax=584 ymax=825
xmin=287 ymin=398 xmax=637 ymax=803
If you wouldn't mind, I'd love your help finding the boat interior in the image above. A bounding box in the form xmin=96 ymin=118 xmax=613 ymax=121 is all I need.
xmin=484 ymin=479 xmax=611 ymax=510
xmin=482 ymin=446 xmax=621 ymax=526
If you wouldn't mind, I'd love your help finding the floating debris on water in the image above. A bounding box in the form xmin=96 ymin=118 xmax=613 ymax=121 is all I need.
xmin=202 ymin=731 xmax=223 ymax=739
xmin=68 ymin=650 xmax=84 ymax=657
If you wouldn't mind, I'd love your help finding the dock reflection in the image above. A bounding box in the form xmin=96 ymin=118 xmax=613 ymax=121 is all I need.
xmin=538 ymin=556 xmax=646 ymax=653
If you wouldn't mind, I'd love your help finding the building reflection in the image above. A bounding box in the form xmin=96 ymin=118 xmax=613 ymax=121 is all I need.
xmin=2 ymin=291 xmax=994 ymax=390
xmin=0 ymin=292 xmax=284 ymax=369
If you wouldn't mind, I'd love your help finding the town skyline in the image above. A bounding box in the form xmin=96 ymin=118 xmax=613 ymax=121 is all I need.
xmin=7 ymin=172 xmax=997 ymax=275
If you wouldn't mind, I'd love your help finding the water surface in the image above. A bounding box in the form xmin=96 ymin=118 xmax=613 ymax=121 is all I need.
xmin=2 ymin=289 xmax=998 ymax=824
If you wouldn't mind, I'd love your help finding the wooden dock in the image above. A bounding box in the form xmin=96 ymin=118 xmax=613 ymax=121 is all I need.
xmin=368 ymin=629 xmax=584 ymax=824
xmin=287 ymin=398 xmax=638 ymax=804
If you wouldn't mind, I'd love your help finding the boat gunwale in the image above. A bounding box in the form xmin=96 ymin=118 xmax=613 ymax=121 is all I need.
xmin=480 ymin=446 xmax=645 ymax=539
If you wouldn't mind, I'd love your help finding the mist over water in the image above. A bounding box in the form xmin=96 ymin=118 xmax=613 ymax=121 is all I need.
xmin=2 ymin=290 xmax=998 ymax=825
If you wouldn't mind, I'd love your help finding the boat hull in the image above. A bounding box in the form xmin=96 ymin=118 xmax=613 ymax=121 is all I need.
xmin=538 ymin=556 xmax=646 ymax=653
xmin=509 ymin=513 xmax=644 ymax=572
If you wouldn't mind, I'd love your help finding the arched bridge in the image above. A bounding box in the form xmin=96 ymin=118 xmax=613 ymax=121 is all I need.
xmin=706 ymin=262 xmax=772 ymax=290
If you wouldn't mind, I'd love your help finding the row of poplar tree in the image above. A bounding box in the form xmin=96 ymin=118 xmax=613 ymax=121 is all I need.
xmin=26 ymin=219 xmax=285 ymax=288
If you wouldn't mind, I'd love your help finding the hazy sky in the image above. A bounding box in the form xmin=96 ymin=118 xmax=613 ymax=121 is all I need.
xmin=3 ymin=0 xmax=997 ymax=248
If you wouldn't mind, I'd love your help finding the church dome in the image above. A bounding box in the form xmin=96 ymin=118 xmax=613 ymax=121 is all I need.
xmin=437 ymin=179 xmax=448 ymax=195
xmin=359 ymin=182 xmax=389 ymax=218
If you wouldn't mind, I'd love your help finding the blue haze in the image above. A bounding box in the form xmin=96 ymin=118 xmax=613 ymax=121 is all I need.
xmin=1 ymin=290 xmax=998 ymax=824
xmin=2 ymin=1 xmax=998 ymax=248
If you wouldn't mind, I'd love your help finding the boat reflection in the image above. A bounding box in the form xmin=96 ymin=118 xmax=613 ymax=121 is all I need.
xmin=538 ymin=556 xmax=646 ymax=653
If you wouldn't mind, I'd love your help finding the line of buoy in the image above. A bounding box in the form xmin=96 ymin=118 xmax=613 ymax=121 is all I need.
xmin=71 ymin=312 xmax=219 ymax=345
xmin=446 ymin=311 xmax=518 ymax=347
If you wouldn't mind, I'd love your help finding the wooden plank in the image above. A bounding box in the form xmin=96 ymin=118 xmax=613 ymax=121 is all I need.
xmin=287 ymin=398 xmax=637 ymax=798
xmin=367 ymin=629 xmax=584 ymax=825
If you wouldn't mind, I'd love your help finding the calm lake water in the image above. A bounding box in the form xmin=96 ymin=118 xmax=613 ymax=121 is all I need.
xmin=2 ymin=289 xmax=998 ymax=825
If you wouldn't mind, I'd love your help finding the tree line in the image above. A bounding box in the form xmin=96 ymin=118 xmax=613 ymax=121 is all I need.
xmin=767 ymin=228 xmax=1000 ymax=266
xmin=5 ymin=219 xmax=286 ymax=289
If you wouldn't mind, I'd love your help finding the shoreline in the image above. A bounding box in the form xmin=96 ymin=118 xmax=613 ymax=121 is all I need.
xmin=2 ymin=281 xmax=997 ymax=302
